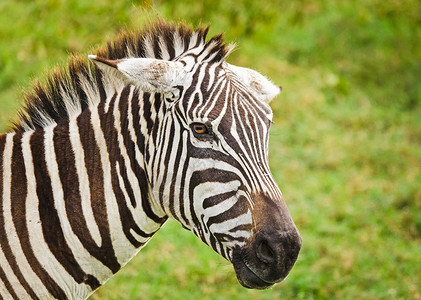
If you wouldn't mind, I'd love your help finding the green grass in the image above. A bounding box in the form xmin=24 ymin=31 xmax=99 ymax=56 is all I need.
xmin=1 ymin=1 xmax=420 ymax=299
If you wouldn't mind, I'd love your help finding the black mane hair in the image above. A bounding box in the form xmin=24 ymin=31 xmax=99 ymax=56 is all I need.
xmin=12 ymin=20 xmax=232 ymax=132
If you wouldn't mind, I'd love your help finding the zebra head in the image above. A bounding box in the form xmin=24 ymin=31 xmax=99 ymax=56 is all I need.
xmin=89 ymin=34 xmax=301 ymax=289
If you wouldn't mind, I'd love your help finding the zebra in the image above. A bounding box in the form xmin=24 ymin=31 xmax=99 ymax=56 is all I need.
xmin=0 ymin=20 xmax=301 ymax=299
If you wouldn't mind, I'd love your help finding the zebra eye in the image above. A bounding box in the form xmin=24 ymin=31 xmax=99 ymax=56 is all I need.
xmin=191 ymin=123 xmax=209 ymax=135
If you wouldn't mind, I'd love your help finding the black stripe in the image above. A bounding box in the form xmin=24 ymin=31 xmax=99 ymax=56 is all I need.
xmin=131 ymin=90 xmax=167 ymax=223
xmin=51 ymin=122 xmax=102 ymax=289
xmin=148 ymin=107 xmax=166 ymax=185
xmin=157 ymin=119 xmax=173 ymax=208
xmin=143 ymin=92 xmax=154 ymax=134
xmin=95 ymin=69 xmax=107 ymax=104
xmin=184 ymin=73 xmax=201 ymax=116
xmin=233 ymin=99 xmax=255 ymax=158
xmin=153 ymin=35 xmax=162 ymax=59
xmin=166 ymin=32 xmax=175 ymax=59
xmin=10 ymin=133 xmax=40 ymax=299
xmin=232 ymin=101 xmax=266 ymax=190
xmin=201 ymin=79 xmax=227 ymax=118
xmin=77 ymin=110 xmax=121 ymax=273
xmin=132 ymin=89 xmax=145 ymax=152
xmin=208 ymin=232 xmax=218 ymax=255
xmin=167 ymin=122 xmax=185 ymax=220
xmin=31 ymin=129 xmax=92 ymax=297
xmin=119 ymin=87 xmax=166 ymax=229
xmin=138 ymin=167 xmax=168 ymax=225
xmin=182 ymin=30 xmax=191 ymax=53
xmin=0 ymin=134 xmax=20 ymax=300
xmin=188 ymin=168 xmax=242 ymax=230
xmin=54 ymin=119 xmax=117 ymax=279
xmin=0 ymin=266 xmax=17 ymax=300
xmin=117 ymin=87 xmax=137 ymax=208
xmin=177 ymin=145 xmax=191 ymax=226
xmin=206 ymin=195 xmax=249 ymax=227
xmin=149 ymin=95 xmax=164 ymax=169
xmin=0 ymin=134 xmax=38 ymax=299
xmin=202 ymin=191 xmax=237 ymax=209
xmin=99 ymin=89 xmax=152 ymax=247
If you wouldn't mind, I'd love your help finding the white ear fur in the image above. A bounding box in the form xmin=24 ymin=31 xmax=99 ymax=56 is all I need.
xmin=88 ymin=55 xmax=187 ymax=94
xmin=227 ymin=63 xmax=281 ymax=103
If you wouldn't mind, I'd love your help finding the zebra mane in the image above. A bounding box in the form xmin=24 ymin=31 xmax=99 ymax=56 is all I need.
xmin=13 ymin=20 xmax=234 ymax=132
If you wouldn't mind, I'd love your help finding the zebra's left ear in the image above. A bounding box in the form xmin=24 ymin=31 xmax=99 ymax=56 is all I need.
xmin=227 ymin=64 xmax=281 ymax=103
xmin=89 ymin=55 xmax=187 ymax=96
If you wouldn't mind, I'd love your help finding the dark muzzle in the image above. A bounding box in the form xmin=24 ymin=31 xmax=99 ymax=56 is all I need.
xmin=232 ymin=228 xmax=302 ymax=289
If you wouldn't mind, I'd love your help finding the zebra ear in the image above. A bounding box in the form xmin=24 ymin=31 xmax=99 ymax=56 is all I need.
xmin=227 ymin=64 xmax=281 ymax=103
xmin=88 ymin=55 xmax=187 ymax=94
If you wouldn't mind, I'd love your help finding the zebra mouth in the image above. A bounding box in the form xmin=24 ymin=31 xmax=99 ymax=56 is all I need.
xmin=232 ymin=251 xmax=275 ymax=290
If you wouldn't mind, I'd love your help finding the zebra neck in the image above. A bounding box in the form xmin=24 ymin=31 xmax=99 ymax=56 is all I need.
xmin=0 ymin=85 xmax=168 ymax=299
xmin=67 ymin=83 xmax=169 ymax=259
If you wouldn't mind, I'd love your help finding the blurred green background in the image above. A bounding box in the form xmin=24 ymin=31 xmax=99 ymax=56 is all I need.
xmin=1 ymin=0 xmax=420 ymax=299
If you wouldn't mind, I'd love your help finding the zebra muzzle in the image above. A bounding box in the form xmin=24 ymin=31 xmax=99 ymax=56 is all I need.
xmin=231 ymin=227 xmax=302 ymax=289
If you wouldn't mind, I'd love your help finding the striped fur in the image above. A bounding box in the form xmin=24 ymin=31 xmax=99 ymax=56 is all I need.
xmin=0 ymin=21 xmax=300 ymax=299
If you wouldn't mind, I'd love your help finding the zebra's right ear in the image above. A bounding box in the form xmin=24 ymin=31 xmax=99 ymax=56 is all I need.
xmin=89 ymin=55 xmax=187 ymax=95
xmin=226 ymin=63 xmax=281 ymax=103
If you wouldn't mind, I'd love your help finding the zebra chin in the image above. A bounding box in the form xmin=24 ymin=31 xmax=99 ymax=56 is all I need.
xmin=232 ymin=260 xmax=275 ymax=290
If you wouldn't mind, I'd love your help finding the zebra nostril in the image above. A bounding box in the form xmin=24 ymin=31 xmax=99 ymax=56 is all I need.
xmin=256 ymin=239 xmax=275 ymax=264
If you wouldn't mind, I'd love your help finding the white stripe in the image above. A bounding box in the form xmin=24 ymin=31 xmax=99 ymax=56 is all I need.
xmin=188 ymin=31 xmax=199 ymax=50
xmin=0 ymin=245 xmax=23 ymax=298
xmin=68 ymin=117 xmax=102 ymax=247
xmin=159 ymin=36 xmax=170 ymax=60
xmin=90 ymin=105 xmax=137 ymax=265
xmin=9 ymin=132 xmax=55 ymax=297
xmin=44 ymin=125 xmax=113 ymax=284
xmin=132 ymin=91 xmax=165 ymax=223
xmin=194 ymin=181 xmax=240 ymax=210
xmin=204 ymin=63 xmax=219 ymax=92
xmin=126 ymin=88 xmax=146 ymax=170
xmin=193 ymin=181 xmax=249 ymax=249
xmin=78 ymin=74 xmax=101 ymax=108
xmin=232 ymin=102 xmax=264 ymax=190
xmin=59 ymin=85 xmax=82 ymax=119
xmin=20 ymin=131 xmax=67 ymax=299
xmin=200 ymin=75 xmax=226 ymax=119
xmin=1 ymin=133 xmax=33 ymax=299
xmin=103 ymin=90 xmax=115 ymax=115
xmin=180 ymin=164 xmax=194 ymax=230
xmin=197 ymin=40 xmax=218 ymax=62
xmin=0 ymin=271 xmax=11 ymax=298
xmin=143 ymin=34 xmax=155 ymax=58
xmin=220 ymin=100 xmax=259 ymax=191
xmin=153 ymin=119 xmax=175 ymax=206
xmin=23 ymin=131 xmax=81 ymax=299
xmin=173 ymin=31 xmax=184 ymax=57
xmin=113 ymin=89 xmax=162 ymax=233
xmin=145 ymin=93 xmax=159 ymax=184
xmin=190 ymin=67 xmax=207 ymax=118
xmin=208 ymin=212 xmax=252 ymax=246
xmin=115 ymin=161 xmax=147 ymax=244
xmin=163 ymin=124 xmax=185 ymax=221
xmin=1 ymin=137 xmax=30 ymax=298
